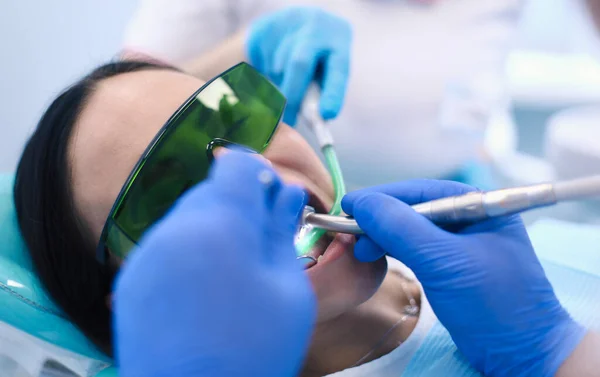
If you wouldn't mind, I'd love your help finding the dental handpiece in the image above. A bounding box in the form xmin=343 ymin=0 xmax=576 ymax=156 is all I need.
xmin=300 ymin=175 xmax=600 ymax=234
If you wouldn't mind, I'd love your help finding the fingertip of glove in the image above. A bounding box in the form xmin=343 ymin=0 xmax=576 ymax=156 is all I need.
xmin=286 ymin=184 xmax=309 ymax=214
xmin=274 ymin=184 xmax=307 ymax=233
xmin=344 ymin=192 xmax=385 ymax=212
xmin=341 ymin=194 xmax=356 ymax=214
xmin=354 ymin=251 xmax=381 ymax=263
xmin=319 ymin=88 xmax=344 ymax=116
xmin=283 ymin=110 xmax=298 ymax=127
xmin=341 ymin=191 xmax=376 ymax=215
xmin=341 ymin=191 xmax=366 ymax=215
xmin=319 ymin=104 xmax=339 ymax=121
xmin=354 ymin=237 xmax=386 ymax=262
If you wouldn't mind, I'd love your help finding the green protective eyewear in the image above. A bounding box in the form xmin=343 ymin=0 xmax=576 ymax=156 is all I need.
xmin=96 ymin=62 xmax=286 ymax=263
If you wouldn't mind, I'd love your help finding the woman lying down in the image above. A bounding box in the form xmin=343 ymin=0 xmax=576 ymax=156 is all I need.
xmin=14 ymin=61 xmax=436 ymax=377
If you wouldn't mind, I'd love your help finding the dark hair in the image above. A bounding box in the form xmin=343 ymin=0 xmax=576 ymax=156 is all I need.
xmin=14 ymin=60 xmax=174 ymax=356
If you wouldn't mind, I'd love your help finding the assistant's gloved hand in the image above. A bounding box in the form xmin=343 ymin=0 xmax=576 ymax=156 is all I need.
xmin=114 ymin=151 xmax=315 ymax=377
xmin=246 ymin=6 xmax=351 ymax=126
xmin=342 ymin=180 xmax=587 ymax=377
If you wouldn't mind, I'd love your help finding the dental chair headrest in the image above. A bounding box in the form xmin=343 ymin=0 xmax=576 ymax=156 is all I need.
xmin=0 ymin=173 xmax=110 ymax=363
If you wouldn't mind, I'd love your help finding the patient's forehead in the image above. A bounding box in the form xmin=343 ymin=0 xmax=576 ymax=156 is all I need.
xmin=68 ymin=69 xmax=205 ymax=241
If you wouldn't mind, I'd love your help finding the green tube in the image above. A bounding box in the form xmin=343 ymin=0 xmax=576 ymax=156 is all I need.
xmin=296 ymin=145 xmax=346 ymax=256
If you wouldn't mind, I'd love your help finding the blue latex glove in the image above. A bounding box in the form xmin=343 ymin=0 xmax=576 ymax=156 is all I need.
xmin=114 ymin=151 xmax=316 ymax=377
xmin=246 ymin=6 xmax=351 ymax=126
xmin=342 ymin=180 xmax=587 ymax=377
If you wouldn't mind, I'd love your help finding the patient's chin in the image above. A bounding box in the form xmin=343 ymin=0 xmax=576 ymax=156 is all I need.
xmin=310 ymin=244 xmax=388 ymax=323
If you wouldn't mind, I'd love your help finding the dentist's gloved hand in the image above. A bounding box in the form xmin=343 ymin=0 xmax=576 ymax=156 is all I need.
xmin=246 ymin=6 xmax=351 ymax=126
xmin=114 ymin=151 xmax=315 ymax=377
xmin=342 ymin=180 xmax=587 ymax=377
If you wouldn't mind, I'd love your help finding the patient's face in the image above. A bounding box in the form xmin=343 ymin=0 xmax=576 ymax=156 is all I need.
xmin=69 ymin=69 xmax=386 ymax=322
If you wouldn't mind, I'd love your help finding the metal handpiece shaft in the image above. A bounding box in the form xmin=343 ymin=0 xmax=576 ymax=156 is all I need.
xmin=302 ymin=183 xmax=567 ymax=234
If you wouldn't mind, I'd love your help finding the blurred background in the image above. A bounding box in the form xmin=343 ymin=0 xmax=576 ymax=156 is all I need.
xmin=2 ymin=0 xmax=600 ymax=225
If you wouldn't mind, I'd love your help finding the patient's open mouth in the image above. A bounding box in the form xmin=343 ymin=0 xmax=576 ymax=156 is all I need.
xmin=296 ymin=188 xmax=353 ymax=270
xmin=307 ymin=190 xmax=328 ymax=215
xmin=300 ymin=191 xmax=331 ymax=262
xmin=302 ymin=232 xmax=355 ymax=272
xmin=305 ymin=232 xmax=334 ymax=264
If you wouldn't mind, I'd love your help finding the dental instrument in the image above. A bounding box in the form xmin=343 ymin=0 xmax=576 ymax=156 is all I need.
xmin=295 ymin=84 xmax=346 ymax=257
xmin=300 ymin=175 xmax=600 ymax=234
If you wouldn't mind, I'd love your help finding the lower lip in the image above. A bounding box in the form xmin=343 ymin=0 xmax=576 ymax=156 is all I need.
xmin=308 ymin=233 xmax=355 ymax=271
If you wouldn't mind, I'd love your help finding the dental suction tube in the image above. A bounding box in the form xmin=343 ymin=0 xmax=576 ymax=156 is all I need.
xmin=295 ymin=83 xmax=347 ymax=256
xmin=301 ymin=175 xmax=600 ymax=234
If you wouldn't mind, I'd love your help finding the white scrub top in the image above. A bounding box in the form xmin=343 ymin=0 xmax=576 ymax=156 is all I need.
xmin=124 ymin=0 xmax=524 ymax=189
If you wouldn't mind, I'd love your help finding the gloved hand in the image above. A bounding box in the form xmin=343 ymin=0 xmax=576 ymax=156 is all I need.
xmin=246 ymin=6 xmax=351 ymax=126
xmin=114 ymin=151 xmax=315 ymax=377
xmin=342 ymin=180 xmax=587 ymax=377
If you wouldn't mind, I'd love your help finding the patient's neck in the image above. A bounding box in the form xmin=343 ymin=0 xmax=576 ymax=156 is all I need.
xmin=300 ymin=271 xmax=421 ymax=377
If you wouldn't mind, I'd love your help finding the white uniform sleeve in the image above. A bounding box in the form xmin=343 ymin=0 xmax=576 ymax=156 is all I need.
xmin=122 ymin=0 xmax=286 ymax=64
